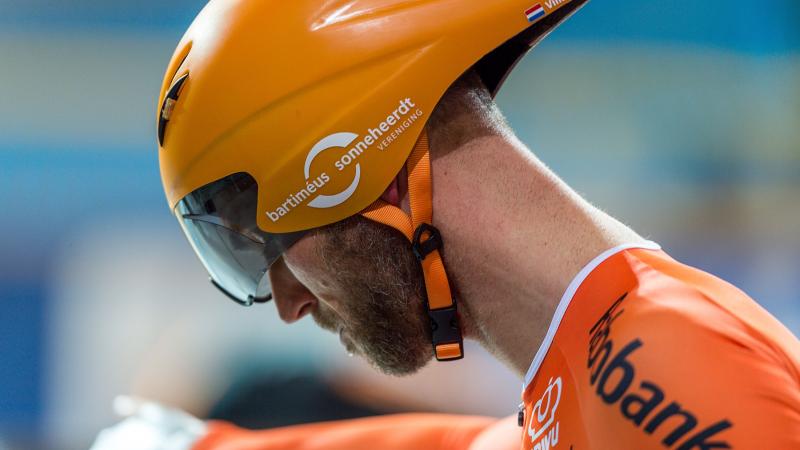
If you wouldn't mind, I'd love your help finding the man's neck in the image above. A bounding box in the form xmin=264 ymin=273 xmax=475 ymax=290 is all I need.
xmin=426 ymin=133 xmax=645 ymax=378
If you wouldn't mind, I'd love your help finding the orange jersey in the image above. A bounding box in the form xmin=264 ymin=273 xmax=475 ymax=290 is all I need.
xmin=195 ymin=414 xmax=517 ymax=450
xmin=521 ymin=243 xmax=800 ymax=450
xmin=194 ymin=243 xmax=800 ymax=450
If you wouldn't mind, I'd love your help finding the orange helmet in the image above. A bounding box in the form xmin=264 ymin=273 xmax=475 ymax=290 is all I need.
xmin=158 ymin=0 xmax=587 ymax=361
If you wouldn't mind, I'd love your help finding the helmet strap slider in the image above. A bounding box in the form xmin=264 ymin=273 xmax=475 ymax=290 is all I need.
xmin=412 ymin=223 xmax=443 ymax=261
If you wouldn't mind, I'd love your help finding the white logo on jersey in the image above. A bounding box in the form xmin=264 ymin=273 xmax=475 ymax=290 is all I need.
xmin=528 ymin=376 xmax=562 ymax=449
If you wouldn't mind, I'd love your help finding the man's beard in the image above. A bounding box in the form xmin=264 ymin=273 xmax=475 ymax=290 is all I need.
xmin=312 ymin=216 xmax=433 ymax=376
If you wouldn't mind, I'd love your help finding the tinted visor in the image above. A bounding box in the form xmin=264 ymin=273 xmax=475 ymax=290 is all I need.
xmin=175 ymin=173 xmax=307 ymax=305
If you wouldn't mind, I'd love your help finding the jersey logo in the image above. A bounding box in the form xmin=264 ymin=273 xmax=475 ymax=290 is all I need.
xmin=587 ymin=294 xmax=734 ymax=449
xmin=528 ymin=376 xmax=562 ymax=449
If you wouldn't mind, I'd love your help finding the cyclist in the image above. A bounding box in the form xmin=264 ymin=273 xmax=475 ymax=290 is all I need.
xmin=94 ymin=0 xmax=800 ymax=448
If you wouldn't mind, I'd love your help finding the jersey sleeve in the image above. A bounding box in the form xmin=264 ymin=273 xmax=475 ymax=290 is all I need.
xmin=192 ymin=414 xmax=521 ymax=450
xmin=585 ymin=287 xmax=800 ymax=449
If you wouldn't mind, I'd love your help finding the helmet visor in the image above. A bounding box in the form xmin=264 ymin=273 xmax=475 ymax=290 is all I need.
xmin=174 ymin=173 xmax=307 ymax=305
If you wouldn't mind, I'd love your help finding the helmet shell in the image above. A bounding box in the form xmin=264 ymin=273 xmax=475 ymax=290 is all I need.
xmin=158 ymin=0 xmax=587 ymax=233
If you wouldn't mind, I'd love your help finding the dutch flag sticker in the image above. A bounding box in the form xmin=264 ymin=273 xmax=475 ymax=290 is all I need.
xmin=525 ymin=4 xmax=546 ymax=22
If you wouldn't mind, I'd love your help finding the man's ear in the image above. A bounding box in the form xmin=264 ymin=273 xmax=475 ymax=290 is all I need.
xmin=379 ymin=166 xmax=410 ymax=214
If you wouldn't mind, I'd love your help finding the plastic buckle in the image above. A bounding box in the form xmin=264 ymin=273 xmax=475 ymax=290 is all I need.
xmin=412 ymin=223 xmax=443 ymax=261
xmin=429 ymin=304 xmax=464 ymax=361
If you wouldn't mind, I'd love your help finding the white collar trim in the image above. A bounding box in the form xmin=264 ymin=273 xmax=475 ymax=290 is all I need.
xmin=522 ymin=241 xmax=661 ymax=391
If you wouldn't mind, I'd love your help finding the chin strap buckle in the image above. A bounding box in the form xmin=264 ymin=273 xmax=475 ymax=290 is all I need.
xmin=429 ymin=304 xmax=464 ymax=361
xmin=412 ymin=223 xmax=464 ymax=361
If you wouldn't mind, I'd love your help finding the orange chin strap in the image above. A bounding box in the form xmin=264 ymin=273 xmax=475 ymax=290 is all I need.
xmin=361 ymin=132 xmax=464 ymax=361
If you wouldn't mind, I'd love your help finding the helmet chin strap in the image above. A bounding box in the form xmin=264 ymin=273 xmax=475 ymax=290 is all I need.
xmin=361 ymin=132 xmax=464 ymax=361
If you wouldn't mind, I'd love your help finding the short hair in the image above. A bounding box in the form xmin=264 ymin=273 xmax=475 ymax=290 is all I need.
xmin=426 ymin=69 xmax=513 ymax=152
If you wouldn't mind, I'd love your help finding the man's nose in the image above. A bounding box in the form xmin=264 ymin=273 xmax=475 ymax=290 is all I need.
xmin=268 ymin=256 xmax=318 ymax=324
xmin=273 ymin=292 xmax=316 ymax=324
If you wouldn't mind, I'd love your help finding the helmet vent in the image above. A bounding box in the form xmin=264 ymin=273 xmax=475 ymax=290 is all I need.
xmin=158 ymin=73 xmax=189 ymax=147
xmin=160 ymin=41 xmax=192 ymax=99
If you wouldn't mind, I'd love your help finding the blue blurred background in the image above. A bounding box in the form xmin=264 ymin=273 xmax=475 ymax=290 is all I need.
xmin=1 ymin=1 xmax=798 ymax=449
